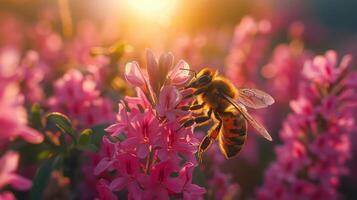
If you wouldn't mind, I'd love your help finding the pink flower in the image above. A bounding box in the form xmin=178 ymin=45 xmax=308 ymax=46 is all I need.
xmin=0 ymin=192 xmax=16 ymax=200
xmin=141 ymin=161 xmax=183 ymax=200
xmin=96 ymin=179 xmax=117 ymax=200
xmin=96 ymin=50 xmax=205 ymax=199
xmin=225 ymin=16 xmax=271 ymax=86
xmin=49 ymin=69 xmax=114 ymax=127
xmin=157 ymin=123 xmax=198 ymax=164
xmin=0 ymin=151 xmax=32 ymax=192
xmin=125 ymin=61 xmax=147 ymax=88
xmin=124 ymin=49 xmax=191 ymax=105
xmin=127 ymin=109 xmax=161 ymax=159
xmin=0 ymin=48 xmax=42 ymax=144
xmin=156 ymin=86 xmax=186 ymax=121
xmin=146 ymin=51 xmax=173 ymax=96
xmin=179 ymin=163 xmax=206 ymax=200
xmin=167 ymin=60 xmax=191 ymax=86
xmin=208 ymin=170 xmax=240 ymax=200
xmin=19 ymin=50 xmax=45 ymax=104
xmin=258 ymin=51 xmax=356 ymax=199
xmin=302 ymin=50 xmax=351 ymax=84
xmin=104 ymin=103 xmax=132 ymax=137
xmin=261 ymin=44 xmax=311 ymax=103
xmin=94 ymin=138 xmax=117 ymax=176
xmin=52 ymin=69 xmax=98 ymax=104
xmin=0 ymin=79 xmax=43 ymax=145
xmin=109 ymin=153 xmax=143 ymax=200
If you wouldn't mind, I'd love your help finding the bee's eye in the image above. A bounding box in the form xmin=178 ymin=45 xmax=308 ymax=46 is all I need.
xmin=197 ymin=75 xmax=211 ymax=85
xmin=185 ymin=75 xmax=211 ymax=88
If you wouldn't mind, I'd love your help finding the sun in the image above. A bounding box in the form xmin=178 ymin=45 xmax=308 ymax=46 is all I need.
xmin=124 ymin=0 xmax=178 ymax=24
xmin=126 ymin=0 xmax=176 ymax=13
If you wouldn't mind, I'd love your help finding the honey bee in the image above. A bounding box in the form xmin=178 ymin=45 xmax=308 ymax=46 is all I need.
xmin=180 ymin=68 xmax=274 ymax=160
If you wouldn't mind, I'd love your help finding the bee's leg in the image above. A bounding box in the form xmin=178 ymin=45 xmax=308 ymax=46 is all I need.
xmin=183 ymin=87 xmax=208 ymax=99
xmin=180 ymin=102 xmax=205 ymax=111
xmin=179 ymin=114 xmax=210 ymax=128
xmin=198 ymin=114 xmax=222 ymax=162
xmin=178 ymin=108 xmax=212 ymax=131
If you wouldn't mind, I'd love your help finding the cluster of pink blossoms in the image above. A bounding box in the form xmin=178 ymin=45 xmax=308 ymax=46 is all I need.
xmin=0 ymin=49 xmax=44 ymax=199
xmin=261 ymin=43 xmax=311 ymax=104
xmin=257 ymin=51 xmax=357 ymax=200
xmin=225 ymin=16 xmax=272 ymax=87
xmin=94 ymin=50 xmax=206 ymax=199
xmin=48 ymin=69 xmax=114 ymax=127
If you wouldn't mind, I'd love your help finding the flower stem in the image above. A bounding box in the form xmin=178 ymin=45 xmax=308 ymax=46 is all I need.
xmin=145 ymin=147 xmax=155 ymax=174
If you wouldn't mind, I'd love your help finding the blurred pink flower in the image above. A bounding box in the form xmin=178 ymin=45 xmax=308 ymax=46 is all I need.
xmin=0 ymin=191 xmax=16 ymax=200
xmin=49 ymin=69 xmax=114 ymax=127
xmin=262 ymin=44 xmax=311 ymax=103
xmin=225 ymin=16 xmax=271 ymax=86
xmin=303 ymin=50 xmax=352 ymax=85
xmin=208 ymin=170 xmax=240 ymax=200
xmin=0 ymin=151 xmax=32 ymax=197
xmin=0 ymin=60 xmax=44 ymax=145
xmin=19 ymin=50 xmax=45 ymax=104
xmin=258 ymin=51 xmax=357 ymax=200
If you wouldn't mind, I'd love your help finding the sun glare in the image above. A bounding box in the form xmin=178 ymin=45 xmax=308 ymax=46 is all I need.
xmin=124 ymin=0 xmax=178 ymax=25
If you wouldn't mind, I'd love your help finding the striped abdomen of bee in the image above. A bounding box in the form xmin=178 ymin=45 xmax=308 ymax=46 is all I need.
xmin=218 ymin=107 xmax=247 ymax=159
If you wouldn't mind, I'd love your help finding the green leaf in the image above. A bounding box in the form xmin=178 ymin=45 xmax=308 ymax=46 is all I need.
xmin=78 ymin=129 xmax=93 ymax=146
xmin=90 ymin=124 xmax=108 ymax=147
xmin=29 ymin=159 xmax=54 ymax=200
xmin=46 ymin=112 xmax=76 ymax=143
xmin=30 ymin=104 xmax=42 ymax=129
xmin=77 ymin=144 xmax=98 ymax=152
xmin=77 ymin=129 xmax=99 ymax=152
xmin=192 ymin=166 xmax=207 ymax=188
xmin=37 ymin=151 xmax=52 ymax=160
xmin=52 ymin=155 xmax=63 ymax=170
xmin=108 ymin=41 xmax=130 ymax=61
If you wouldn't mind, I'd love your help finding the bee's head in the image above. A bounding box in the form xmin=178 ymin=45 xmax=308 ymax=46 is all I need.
xmin=185 ymin=67 xmax=217 ymax=89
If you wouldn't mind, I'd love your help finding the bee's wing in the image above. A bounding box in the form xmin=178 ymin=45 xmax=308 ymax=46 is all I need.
xmin=237 ymin=88 xmax=275 ymax=109
xmin=222 ymin=93 xmax=273 ymax=141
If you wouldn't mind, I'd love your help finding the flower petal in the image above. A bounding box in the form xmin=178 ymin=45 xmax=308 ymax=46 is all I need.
xmin=0 ymin=191 xmax=16 ymax=200
xmin=136 ymin=143 xmax=149 ymax=159
xmin=109 ymin=177 xmax=127 ymax=191
xmin=94 ymin=158 xmax=113 ymax=175
xmin=125 ymin=61 xmax=146 ymax=87
xmin=96 ymin=179 xmax=118 ymax=200
xmin=8 ymin=174 xmax=32 ymax=191
xmin=146 ymin=49 xmax=158 ymax=86
xmin=168 ymin=60 xmax=191 ymax=85
xmin=165 ymin=178 xmax=184 ymax=193
xmin=0 ymin=151 xmax=19 ymax=174
xmin=18 ymin=127 xmax=44 ymax=144
xmin=158 ymin=86 xmax=181 ymax=111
